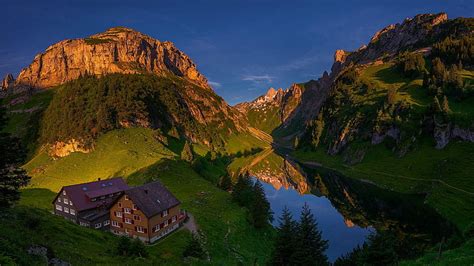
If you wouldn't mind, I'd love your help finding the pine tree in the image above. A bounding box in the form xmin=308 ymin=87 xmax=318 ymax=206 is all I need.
xmin=231 ymin=173 xmax=253 ymax=207
xmin=219 ymin=174 xmax=232 ymax=192
xmin=441 ymin=96 xmax=450 ymax=114
xmin=180 ymin=140 xmax=194 ymax=162
xmin=249 ymin=180 xmax=273 ymax=228
xmin=270 ymin=206 xmax=298 ymax=265
xmin=292 ymin=203 xmax=329 ymax=265
xmin=311 ymin=113 xmax=325 ymax=149
xmin=183 ymin=232 xmax=207 ymax=259
xmin=432 ymin=96 xmax=442 ymax=114
xmin=0 ymin=107 xmax=31 ymax=208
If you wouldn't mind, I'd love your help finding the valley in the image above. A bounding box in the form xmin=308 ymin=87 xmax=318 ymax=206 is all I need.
xmin=1 ymin=11 xmax=474 ymax=265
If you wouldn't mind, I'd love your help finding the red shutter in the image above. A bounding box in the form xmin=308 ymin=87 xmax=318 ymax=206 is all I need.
xmin=131 ymin=209 xmax=134 ymax=214
xmin=168 ymin=218 xmax=172 ymax=224
xmin=119 ymin=223 xmax=123 ymax=228
xmin=144 ymin=228 xmax=147 ymax=233
xmin=131 ymin=219 xmax=134 ymax=224
xmin=134 ymin=226 xmax=137 ymax=231
xmin=114 ymin=211 xmax=117 ymax=217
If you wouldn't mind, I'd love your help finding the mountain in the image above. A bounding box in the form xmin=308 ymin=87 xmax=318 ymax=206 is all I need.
xmin=2 ymin=27 xmax=248 ymax=157
xmin=14 ymin=27 xmax=210 ymax=90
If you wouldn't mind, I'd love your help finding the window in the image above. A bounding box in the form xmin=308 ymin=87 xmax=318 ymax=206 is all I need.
xmin=64 ymin=198 xmax=69 ymax=204
xmin=55 ymin=204 xmax=62 ymax=211
xmin=136 ymin=226 xmax=145 ymax=233
xmin=64 ymin=207 xmax=69 ymax=213
xmin=118 ymin=202 xmax=122 ymax=208
xmin=69 ymin=201 xmax=73 ymax=206
xmin=124 ymin=218 xmax=132 ymax=224
xmin=172 ymin=216 xmax=176 ymax=223
xmin=91 ymin=198 xmax=97 ymax=202
xmin=58 ymin=198 xmax=62 ymax=203
xmin=164 ymin=220 xmax=168 ymax=227
xmin=153 ymin=224 xmax=160 ymax=232
xmin=100 ymin=196 xmax=105 ymax=200
xmin=132 ymin=204 xmax=137 ymax=210
xmin=104 ymin=220 xmax=110 ymax=226
xmin=133 ymin=215 xmax=140 ymax=221
xmin=116 ymin=211 xmax=122 ymax=218
xmin=124 ymin=195 xmax=129 ymax=200
xmin=63 ymin=190 xmax=66 ymax=195
xmin=70 ymin=209 xmax=76 ymax=215
xmin=162 ymin=210 xmax=168 ymax=217
xmin=112 ymin=220 xmax=120 ymax=227
xmin=95 ymin=223 xmax=102 ymax=229
xmin=124 ymin=208 xmax=131 ymax=214
xmin=80 ymin=222 xmax=89 ymax=227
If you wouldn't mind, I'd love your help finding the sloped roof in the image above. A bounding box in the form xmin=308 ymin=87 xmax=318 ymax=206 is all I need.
xmin=125 ymin=181 xmax=180 ymax=218
xmin=54 ymin=177 xmax=130 ymax=212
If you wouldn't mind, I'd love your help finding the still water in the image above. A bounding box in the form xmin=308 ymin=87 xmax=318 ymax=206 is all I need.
xmin=259 ymin=179 xmax=373 ymax=261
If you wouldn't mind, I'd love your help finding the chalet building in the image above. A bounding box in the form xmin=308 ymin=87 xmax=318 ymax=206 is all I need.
xmin=109 ymin=181 xmax=184 ymax=243
xmin=52 ymin=178 xmax=130 ymax=230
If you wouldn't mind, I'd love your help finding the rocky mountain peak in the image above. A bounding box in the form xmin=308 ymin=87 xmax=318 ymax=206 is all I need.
xmin=15 ymin=27 xmax=211 ymax=90
xmin=1 ymin=73 xmax=15 ymax=90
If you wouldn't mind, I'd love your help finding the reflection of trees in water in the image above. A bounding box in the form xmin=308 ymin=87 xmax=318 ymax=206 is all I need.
xmin=306 ymin=167 xmax=459 ymax=259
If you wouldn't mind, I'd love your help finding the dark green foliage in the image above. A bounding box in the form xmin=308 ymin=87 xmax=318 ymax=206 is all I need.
xmin=270 ymin=204 xmax=328 ymax=266
xmin=0 ymin=108 xmax=31 ymax=208
xmin=292 ymin=203 xmax=329 ymax=265
xmin=231 ymin=173 xmax=254 ymax=207
xmin=218 ymin=174 xmax=232 ymax=191
xmin=432 ymin=35 xmax=474 ymax=67
xmin=249 ymin=181 xmax=273 ymax=228
xmin=116 ymin=237 xmax=148 ymax=257
xmin=269 ymin=207 xmax=298 ymax=266
xmin=397 ymin=52 xmax=425 ymax=78
xmin=181 ymin=140 xmax=194 ymax=162
xmin=424 ymin=58 xmax=467 ymax=99
xmin=306 ymin=113 xmax=325 ymax=150
xmin=183 ymin=231 xmax=208 ymax=260
xmin=40 ymin=74 xmax=235 ymax=149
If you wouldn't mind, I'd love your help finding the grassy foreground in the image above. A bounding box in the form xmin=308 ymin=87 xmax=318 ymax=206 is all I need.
xmin=0 ymin=128 xmax=274 ymax=265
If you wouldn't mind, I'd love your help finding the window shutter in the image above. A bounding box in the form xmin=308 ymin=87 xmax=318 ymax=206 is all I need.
xmin=120 ymin=223 xmax=123 ymax=228
xmin=131 ymin=209 xmax=134 ymax=214
xmin=135 ymin=226 xmax=137 ymax=231
xmin=114 ymin=211 xmax=116 ymax=216
xmin=144 ymin=228 xmax=147 ymax=233
xmin=131 ymin=219 xmax=134 ymax=224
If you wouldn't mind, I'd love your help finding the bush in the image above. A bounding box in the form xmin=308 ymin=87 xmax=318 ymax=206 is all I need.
xmin=397 ymin=52 xmax=425 ymax=78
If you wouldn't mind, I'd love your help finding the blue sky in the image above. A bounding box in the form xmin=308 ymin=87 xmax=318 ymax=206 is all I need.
xmin=1 ymin=0 xmax=472 ymax=104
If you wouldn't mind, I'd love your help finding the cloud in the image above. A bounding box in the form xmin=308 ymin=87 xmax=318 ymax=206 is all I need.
xmin=208 ymin=81 xmax=221 ymax=88
xmin=242 ymin=74 xmax=274 ymax=83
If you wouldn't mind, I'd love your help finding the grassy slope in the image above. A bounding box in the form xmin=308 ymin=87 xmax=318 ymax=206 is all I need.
xmin=294 ymin=63 xmax=474 ymax=230
xmin=293 ymin=63 xmax=474 ymax=264
xmin=246 ymin=105 xmax=281 ymax=134
xmin=3 ymin=127 xmax=274 ymax=265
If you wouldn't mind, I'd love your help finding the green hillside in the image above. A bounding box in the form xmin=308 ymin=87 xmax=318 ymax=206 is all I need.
xmin=0 ymin=127 xmax=274 ymax=265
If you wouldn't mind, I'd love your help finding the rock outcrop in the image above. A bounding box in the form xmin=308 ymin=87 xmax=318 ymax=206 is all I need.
xmin=1 ymin=73 xmax=15 ymax=90
xmin=332 ymin=13 xmax=450 ymax=70
xmin=15 ymin=27 xmax=210 ymax=89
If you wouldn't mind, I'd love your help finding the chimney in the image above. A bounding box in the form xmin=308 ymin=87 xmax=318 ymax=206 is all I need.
xmin=98 ymin=178 xmax=101 ymax=181
xmin=144 ymin=189 xmax=148 ymax=194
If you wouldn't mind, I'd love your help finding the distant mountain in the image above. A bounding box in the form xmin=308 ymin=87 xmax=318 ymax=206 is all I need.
xmin=237 ymin=13 xmax=474 ymax=154
xmin=2 ymin=27 xmax=248 ymax=157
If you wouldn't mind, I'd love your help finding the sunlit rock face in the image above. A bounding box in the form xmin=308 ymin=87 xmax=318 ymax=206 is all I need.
xmin=15 ymin=27 xmax=211 ymax=90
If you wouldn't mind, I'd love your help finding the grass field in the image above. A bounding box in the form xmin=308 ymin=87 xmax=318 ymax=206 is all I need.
xmin=2 ymin=127 xmax=274 ymax=265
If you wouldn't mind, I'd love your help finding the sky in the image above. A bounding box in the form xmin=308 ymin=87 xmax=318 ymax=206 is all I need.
xmin=1 ymin=0 xmax=473 ymax=105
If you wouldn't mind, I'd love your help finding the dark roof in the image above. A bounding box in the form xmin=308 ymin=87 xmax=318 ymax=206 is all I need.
xmin=54 ymin=177 xmax=130 ymax=212
xmin=125 ymin=181 xmax=180 ymax=218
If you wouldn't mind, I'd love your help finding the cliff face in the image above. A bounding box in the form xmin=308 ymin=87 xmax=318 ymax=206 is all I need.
xmin=334 ymin=13 xmax=449 ymax=68
xmin=15 ymin=27 xmax=210 ymax=90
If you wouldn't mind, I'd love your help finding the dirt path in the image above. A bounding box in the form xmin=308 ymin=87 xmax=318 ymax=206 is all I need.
xmin=183 ymin=213 xmax=198 ymax=233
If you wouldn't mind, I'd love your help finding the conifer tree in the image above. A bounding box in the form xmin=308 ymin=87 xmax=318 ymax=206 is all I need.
xmin=181 ymin=140 xmax=194 ymax=162
xmin=0 ymin=108 xmax=31 ymax=208
xmin=432 ymin=96 xmax=442 ymax=114
xmin=249 ymin=180 xmax=273 ymax=228
xmin=270 ymin=206 xmax=298 ymax=265
xmin=441 ymin=95 xmax=450 ymax=114
xmin=292 ymin=203 xmax=329 ymax=266
xmin=231 ymin=172 xmax=253 ymax=207
xmin=219 ymin=174 xmax=233 ymax=192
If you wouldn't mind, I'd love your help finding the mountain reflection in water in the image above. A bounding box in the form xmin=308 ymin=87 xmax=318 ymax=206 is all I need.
xmin=245 ymin=150 xmax=456 ymax=262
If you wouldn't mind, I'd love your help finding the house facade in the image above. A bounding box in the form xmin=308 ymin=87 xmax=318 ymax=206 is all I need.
xmin=109 ymin=181 xmax=184 ymax=243
xmin=52 ymin=178 xmax=130 ymax=230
